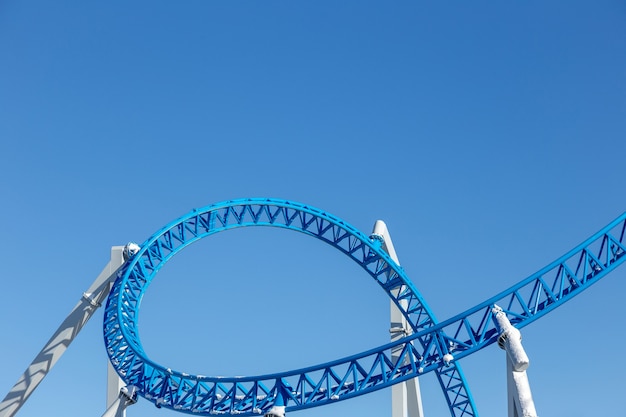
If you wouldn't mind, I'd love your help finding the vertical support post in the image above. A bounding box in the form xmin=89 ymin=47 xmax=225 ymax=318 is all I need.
xmin=106 ymin=247 xmax=127 ymax=414
xmin=371 ymin=221 xmax=425 ymax=417
xmin=506 ymin=356 xmax=538 ymax=417
xmin=102 ymin=386 xmax=138 ymax=417
xmin=492 ymin=306 xmax=538 ymax=417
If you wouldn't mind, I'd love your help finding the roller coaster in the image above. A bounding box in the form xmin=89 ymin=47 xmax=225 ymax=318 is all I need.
xmin=1 ymin=198 xmax=625 ymax=417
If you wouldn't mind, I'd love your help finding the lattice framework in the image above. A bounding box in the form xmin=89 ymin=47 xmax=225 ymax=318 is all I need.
xmin=103 ymin=198 xmax=626 ymax=417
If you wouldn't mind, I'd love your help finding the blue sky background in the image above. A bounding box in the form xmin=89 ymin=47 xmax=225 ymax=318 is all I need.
xmin=1 ymin=1 xmax=625 ymax=417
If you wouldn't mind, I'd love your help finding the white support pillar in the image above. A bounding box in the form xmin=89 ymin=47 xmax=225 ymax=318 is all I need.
xmin=102 ymin=386 xmax=137 ymax=417
xmin=371 ymin=221 xmax=425 ymax=417
xmin=106 ymin=247 xmax=128 ymax=415
xmin=492 ymin=306 xmax=538 ymax=417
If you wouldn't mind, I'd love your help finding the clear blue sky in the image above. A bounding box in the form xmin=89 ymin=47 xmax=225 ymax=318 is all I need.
xmin=1 ymin=1 xmax=625 ymax=417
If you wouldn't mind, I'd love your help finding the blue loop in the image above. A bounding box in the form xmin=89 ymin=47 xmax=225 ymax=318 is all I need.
xmin=103 ymin=198 xmax=477 ymax=416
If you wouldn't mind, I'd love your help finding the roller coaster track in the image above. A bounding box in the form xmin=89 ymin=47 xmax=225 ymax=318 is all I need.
xmin=102 ymin=198 xmax=626 ymax=417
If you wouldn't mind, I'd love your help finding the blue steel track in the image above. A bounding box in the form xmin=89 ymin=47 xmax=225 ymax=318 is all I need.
xmin=103 ymin=198 xmax=626 ymax=417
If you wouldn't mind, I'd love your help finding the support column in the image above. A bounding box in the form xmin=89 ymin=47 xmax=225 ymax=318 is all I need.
xmin=371 ymin=221 xmax=424 ymax=417
xmin=492 ymin=306 xmax=538 ymax=417
xmin=102 ymin=386 xmax=138 ymax=417
xmin=107 ymin=247 xmax=127 ymax=414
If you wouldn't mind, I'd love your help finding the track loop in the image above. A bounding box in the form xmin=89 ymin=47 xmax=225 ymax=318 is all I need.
xmin=103 ymin=199 xmax=476 ymax=416
xmin=104 ymin=199 xmax=626 ymax=417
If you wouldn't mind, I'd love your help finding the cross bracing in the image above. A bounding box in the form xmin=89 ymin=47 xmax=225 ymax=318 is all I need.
xmin=103 ymin=198 xmax=626 ymax=417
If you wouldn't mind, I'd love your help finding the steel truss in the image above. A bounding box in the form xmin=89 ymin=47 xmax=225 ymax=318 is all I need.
xmin=103 ymin=199 xmax=626 ymax=417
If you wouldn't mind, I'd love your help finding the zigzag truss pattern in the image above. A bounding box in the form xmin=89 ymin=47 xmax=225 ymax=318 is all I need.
xmin=101 ymin=199 xmax=626 ymax=417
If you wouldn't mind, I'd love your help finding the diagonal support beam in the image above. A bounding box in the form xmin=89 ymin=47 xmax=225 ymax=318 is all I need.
xmin=0 ymin=246 xmax=130 ymax=417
